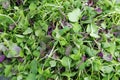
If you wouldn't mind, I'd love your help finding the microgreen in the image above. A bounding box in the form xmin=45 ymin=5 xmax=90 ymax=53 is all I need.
xmin=0 ymin=0 xmax=120 ymax=80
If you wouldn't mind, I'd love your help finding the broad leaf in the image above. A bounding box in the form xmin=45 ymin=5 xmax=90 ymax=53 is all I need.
xmin=61 ymin=57 xmax=71 ymax=68
xmin=26 ymin=73 xmax=36 ymax=80
xmin=30 ymin=60 xmax=37 ymax=74
xmin=101 ymin=66 xmax=114 ymax=73
xmin=23 ymin=28 xmax=33 ymax=35
xmin=86 ymin=24 xmax=100 ymax=38
xmin=5 ymin=65 xmax=12 ymax=77
xmin=68 ymin=8 xmax=81 ymax=22
xmin=29 ymin=3 xmax=37 ymax=11
xmin=7 ymin=44 xmax=22 ymax=58
xmin=72 ymin=23 xmax=81 ymax=33
xmin=49 ymin=60 xmax=56 ymax=67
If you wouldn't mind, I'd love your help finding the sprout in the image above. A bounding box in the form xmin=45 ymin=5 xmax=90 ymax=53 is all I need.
xmin=98 ymin=52 xmax=103 ymax=58
xmin=18 ymin=57 xmax=24 ymax=62
xmin=87 ymin=0 xmax=94 ymax=6
xmin=95 ymin=7 xmax=102 ymax=13
xmin=117 ymin=57 xmax=120 ymax=62
xmin=103 ymin=54 xmax=113 ymax=61
xmin=0 ymin=55 xmax=5 ymax=63
xmin=82 ymin=55 xmax=87 ymax=62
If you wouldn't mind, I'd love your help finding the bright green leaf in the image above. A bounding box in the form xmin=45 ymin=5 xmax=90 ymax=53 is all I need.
xmin=62 ymin=72 xmax=76 ymax=78
xmin=17 ymin=75 xmax=22 ymax=80
xmin=29 ymin=3 xmax=37 ymax=11
xmin=61 ymin=57 xmax=71 ymax=68
xmin=5 ymin=65 xmax=12 ymax=77
xmin=90 ymin=33 xmax=100 ymax=38
xmin=101 ymin=66 xmax=114 ymax=73
xmin=23 ymin=28 xmax=33 ymax=35
xmin=59 ymin=26 xmax=70 ymax=35
xmin=49 ymin=60 xmax=56 ymax=67
xmin=72 ymin=23 xmax=81 ymax=33
xmin=68 ymin=8 xmax=81 ymax=22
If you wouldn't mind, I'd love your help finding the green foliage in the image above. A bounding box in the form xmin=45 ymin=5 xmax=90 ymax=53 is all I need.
xmin=0 ymin=0 xmax=120 ymax=80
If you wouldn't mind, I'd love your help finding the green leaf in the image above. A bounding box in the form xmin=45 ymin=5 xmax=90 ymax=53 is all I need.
xmin=40 ymin=21 xmax=48 ymax=32
xmin=86 ymin=24 xmax=91 ymax=33
xmin=49 ymin=60 xmax=56 ymax=67
xmin=15 ymin=34 xmax=24 ymax=38
xmin=90 ymin=33 xmax=100 ymax=38
xmin=23 ymin=28 xmax=33 ymax=35
xmin=59 ymin=37 xmax=67 ymax=46
xmin=101 ymin=66 xmax=114 ymax=73
xmin=59 ymin=26 xmax=70 ymax=35
xmin=33 ymin=51 xmax=40 ymax=57
xmin=93 ymin=60 xmax=102 ymax=71
xmin=86 ymin=24 xmax=100 ymax=38
xmin=62 ymin=72 xmax=76 ymax=77
xmin=35 ymin=30 xmax=41 ymax=37
xmin=30 ymin=60 xmax=37 ymax=74
xmin=43 ymin=68 xmax=51 ymax=78
xmin=5 ymin=65 xmax=12 ymax=77
xmin=7 ymin=44 xmax=22 ymax=58
xmin=29 ymin=3 xmax=37 ymax=11
xmin=72 ymin=23 xmax=81 ymax=33
xmin=108 ymin=42 xmax=116 ymax=54
xmin=68 ymin=8 xmax=81 ymax=22
xmin=26 ymin=73 xmax=36 ymax=80
xmin=70 ymin=52 xmax=81 ymax=61
xmin=79 ymin=62 xmax=85 ymax=70
xmin=17 ymin=75 xmax=23 ymax=80
xmin=85 ymin=47 xmax=98 ymax=57
xmin=101 ymin=22 xmax=107 ymax=29
xmin=0 ymin=43 xmax=7 ymax=52
xmin=61 ymin=57 xmax=71 ymax=68
xmin=84 ymin=77 xmax=90 ymax=80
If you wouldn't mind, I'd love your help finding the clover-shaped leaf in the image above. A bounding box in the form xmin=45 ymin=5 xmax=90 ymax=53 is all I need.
xmin=68 ymin=8 xmax=81 ymax=22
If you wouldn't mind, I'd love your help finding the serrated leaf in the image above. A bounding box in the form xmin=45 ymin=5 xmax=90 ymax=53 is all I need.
xmin=68 ymin=8 xmax=81 ymax=22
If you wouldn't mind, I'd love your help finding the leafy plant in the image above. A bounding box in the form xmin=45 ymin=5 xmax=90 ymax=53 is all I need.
xmin=0 ymin=0 xmax=120 ymax=80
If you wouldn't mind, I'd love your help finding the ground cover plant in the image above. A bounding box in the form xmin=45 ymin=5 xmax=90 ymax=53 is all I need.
xmin=0 ymin=0 xmax=120 ymax=80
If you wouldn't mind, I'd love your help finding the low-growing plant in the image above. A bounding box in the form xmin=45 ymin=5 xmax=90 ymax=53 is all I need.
xmin=0 ymin=0 xmax=120 ymax=80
